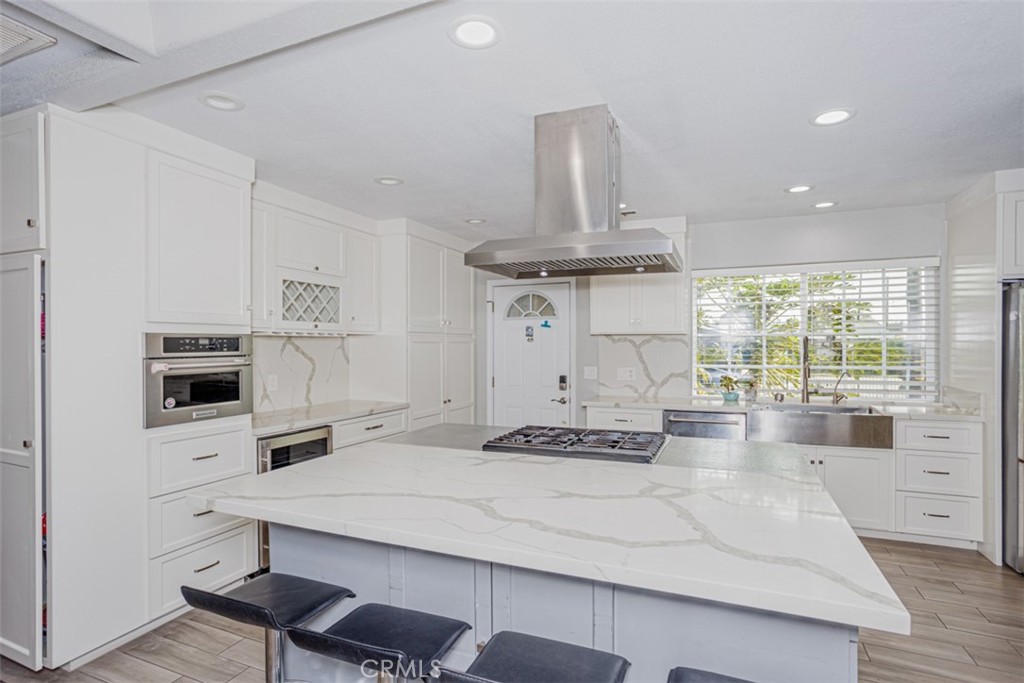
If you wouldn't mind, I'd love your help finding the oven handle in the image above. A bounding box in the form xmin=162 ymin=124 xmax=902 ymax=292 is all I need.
xmin=666 ymin=416 xmax=744 ymax=426
xmin=149 ymin=359 xmax=251 ymax=374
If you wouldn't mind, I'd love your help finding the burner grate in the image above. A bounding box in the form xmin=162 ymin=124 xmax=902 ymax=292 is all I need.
xmin=482 ymin=426 xmax=667 ymax=464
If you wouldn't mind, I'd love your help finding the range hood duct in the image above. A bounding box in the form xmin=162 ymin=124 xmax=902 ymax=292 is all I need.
xmin=465 ymin=104 xmax=681 ymax=279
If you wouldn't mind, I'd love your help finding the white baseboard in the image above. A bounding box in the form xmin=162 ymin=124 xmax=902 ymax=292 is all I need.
xmin=856 ymin=528 xmax=979 ymax=552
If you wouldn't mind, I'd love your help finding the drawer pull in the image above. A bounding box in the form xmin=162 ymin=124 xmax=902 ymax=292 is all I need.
xmin=923 ymin=513 xmax=951 ymax=519
xmin=192 ymin=510 xmax=215 ymax=518
xmin=364 ymin=423 xmax=385 ymax=431
xmin=922 ymin=434 xmax=951 ymax=440
xmin=613 ymin=418 xmax=631 ymax=423
xmin=192 ymin=452 xmax=219 ymax=461
xmin=923 ymin=470 xmax=951 ymax=475
xmin=193 ymin=560 xmax=221 ymax=574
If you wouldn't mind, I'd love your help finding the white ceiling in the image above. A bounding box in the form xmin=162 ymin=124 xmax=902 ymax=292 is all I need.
xmin=9 ymin=2 xmax=1024 ymax=242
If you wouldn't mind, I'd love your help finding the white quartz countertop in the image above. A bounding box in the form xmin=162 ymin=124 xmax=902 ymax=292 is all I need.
xmin=190 ymin=428 xmax=909 ymax=634
xmin=582 ymin=396 xmax=982 ymax=421
xmin=252 ymin=399 xmax=409 ymax=436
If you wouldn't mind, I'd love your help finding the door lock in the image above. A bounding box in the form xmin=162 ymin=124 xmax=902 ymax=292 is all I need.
xmin=550 ymin=397 xmax=568 ymax=404
xmin=558 ymin=374 xmax=568 ymax=391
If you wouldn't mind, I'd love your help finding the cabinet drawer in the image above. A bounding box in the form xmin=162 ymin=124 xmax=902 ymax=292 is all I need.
xmin=149 ymin=423 xmax=252 ymax=496
xmin=149 ymin=524 xmax=256 ymax=617
xmin=896 ymin=492 xmax=981 ymax=540
xmin=333 ymin=410 xmax=407 ymax=449
xmin=896 ymin=420 xmax=981 ymax=453
xmin=149 ymin=482 xmax=249 ymax=557
xmin=896 ymin=451 xmax=980 ymax=497
xmin=586 ymin=408 xmax=660 ymax=431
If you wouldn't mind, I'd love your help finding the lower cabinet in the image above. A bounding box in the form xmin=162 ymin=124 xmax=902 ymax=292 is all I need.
xmin=332 ymin=410 xmax=408 ymax=450
xmin=805 ymin=446 xmax=895 ymax=531
xmin=146 ymin=417 xmax=257 ymax=618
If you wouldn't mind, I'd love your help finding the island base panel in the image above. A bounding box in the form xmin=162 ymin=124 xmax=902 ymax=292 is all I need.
xmin=270 ymin=525 xmax=857 ymax=683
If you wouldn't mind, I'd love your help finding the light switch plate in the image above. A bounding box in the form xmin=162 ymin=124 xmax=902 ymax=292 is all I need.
xmin=583 ymin=366 xmax=598 ymax=380
xmin=617 ymin=367 xmax=636 ymax=381
xmin=267 ymin=374 xmax=279 ymax=391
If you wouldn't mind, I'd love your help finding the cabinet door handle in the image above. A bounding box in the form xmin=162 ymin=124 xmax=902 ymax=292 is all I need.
xmin=923 ymin=513 xmax=951 ymax=519
xmin=192 ymin=453 xmax=219 ymax=461
xmin=923 ymin=470 xmax=951 ymax=475
xmin=193 ymin=510 xmax=215 ymax=518
xmin=314 ymin=265 xmax=320 ymax=271
xmin=193 ymin=560 xmax=221 ymax=573
xmin=922 ymin=434 xmax=951 ymax=440
xmin=364 ymin=423 xmax=384 ymax=431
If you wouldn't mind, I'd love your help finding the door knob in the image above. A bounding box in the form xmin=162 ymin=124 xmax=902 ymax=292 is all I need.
xmin=550 ymin=397 xmax=568 ymax=404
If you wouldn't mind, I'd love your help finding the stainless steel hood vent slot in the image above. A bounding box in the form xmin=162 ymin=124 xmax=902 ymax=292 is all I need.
xmin=465 ymin=104 xmax=682 ymax=279
xmin=0 ymin=15 xmax=56 ymax=65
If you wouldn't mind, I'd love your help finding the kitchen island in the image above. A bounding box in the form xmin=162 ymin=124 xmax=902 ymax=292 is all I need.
xmin=189 ymin=425 xmax=908 ymax=683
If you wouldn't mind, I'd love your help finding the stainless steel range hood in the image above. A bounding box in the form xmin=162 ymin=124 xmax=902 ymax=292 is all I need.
xmin=464 ymin=104 xmax=682 ymax=279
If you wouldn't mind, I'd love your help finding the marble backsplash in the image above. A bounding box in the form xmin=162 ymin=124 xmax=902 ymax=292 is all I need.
xmin=598 ymin=335 xmax=691 ymax=399
xmin=253 ymin=336 xmax=349 ymax=413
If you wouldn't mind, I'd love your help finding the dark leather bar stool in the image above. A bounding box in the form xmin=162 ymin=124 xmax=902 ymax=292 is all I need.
xmin=667 ymin=666 xmax=754 ymax=683
xmin=438 ymin=631 xmax=630 ymax=683
xmin=181 ymin=573 xmax=354 ymax=683
xmin=287 ymin=603 xmax=471 ymax=682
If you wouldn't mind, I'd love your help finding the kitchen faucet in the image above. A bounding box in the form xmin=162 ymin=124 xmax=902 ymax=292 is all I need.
xmin=801 ymin=336 xmax=811 ymax=403
xmin=832 ymin=371 xmax=851 ymax=405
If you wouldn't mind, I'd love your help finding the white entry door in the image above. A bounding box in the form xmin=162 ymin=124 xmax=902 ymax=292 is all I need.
xmin=492 ymin=283 xmax=572 ymax=427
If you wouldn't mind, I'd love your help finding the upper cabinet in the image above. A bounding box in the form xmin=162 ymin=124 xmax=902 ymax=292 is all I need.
xmin=251 ymin=189 xmax=380 ymax=335
xmin=276 ymin=208 xmax=345 ymax=277
xmin=408 ymin=236 xmax=474 ymax=334
xmin=146 ymin=151 xmax=252 ymax=326
xmin=589 ymin=231 xmax=686 ymax=335
xmin=1002 ymin=191 xmax=1024 ymax=279
xmin=1 ymin=113 xmax=46 ymax=254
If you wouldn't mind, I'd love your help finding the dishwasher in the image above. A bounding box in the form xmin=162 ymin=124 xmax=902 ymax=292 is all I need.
xmin=663 ymin=410 xmax=747 ymax=440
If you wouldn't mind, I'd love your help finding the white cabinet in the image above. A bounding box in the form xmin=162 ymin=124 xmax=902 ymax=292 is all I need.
xmin=251 ymin=194 xmax=380 ymax=335
xmin=345 ymin=228 xmax=380 ymax=333
xmin=408 ymin=236 xmax=474 ymax=334
xmin=332 ymin=410 xmax=407 ymax=449
xmin=586 ymin=407 xmax=661 ymax=431
xmin=894 ymin=418 xmax=983 ymax=541
xmin=589 ymin=231 xmax=685 ymax=335
xmin=276 ymin=207 xmax=345 ymax=277
xmin=1 ymin=113 xmax=46 ymax=254
xmin=409 ymin=334 xmax=475 ymax=430
xmin=146 ymin=151 xmax=252 ymax=326
xmin=590 ymin=272 xmax=685 ymax=335
xmin=1002 ymin=190 xmax=1024 ymax=279
xmin=803 ymin=446 xmax=894 ymax=531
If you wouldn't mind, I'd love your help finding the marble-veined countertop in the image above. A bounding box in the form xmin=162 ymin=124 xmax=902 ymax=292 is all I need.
xmin=251 ymin=399 xmax=409 ymax=436
xmin=582 ymin=396 xmax=982 ymax=421
xmin=189 ymin=425 xmax=910 ymax=634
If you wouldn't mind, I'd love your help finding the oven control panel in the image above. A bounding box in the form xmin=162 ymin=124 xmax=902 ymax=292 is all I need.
xmin=163 ymin=336 xmax=241 ymax=354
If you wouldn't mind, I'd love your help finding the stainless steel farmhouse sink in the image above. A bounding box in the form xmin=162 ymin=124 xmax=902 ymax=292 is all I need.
xmin=746 ymin=404 xmax=893 ymax=449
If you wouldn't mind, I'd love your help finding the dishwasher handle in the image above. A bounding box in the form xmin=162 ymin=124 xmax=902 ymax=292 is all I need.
xmin=666 ymin=416 xmax=744 ymax=426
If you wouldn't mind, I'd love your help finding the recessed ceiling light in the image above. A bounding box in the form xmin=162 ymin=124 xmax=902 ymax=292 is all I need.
xmin=813 ymin=201 xmax=838 ymax=209
xmin=785 ymin=185 xmax=814 ymax=193
xmin=449 ymin=16 xmax=501 ymax=49
xmin=374 ymin=176 xmax=404 ymax=186
xmin=465 ymin=218 xmax=487 ymax=225
xmin=198 ymin=91 xmax=245 ymax=112
xmin=811 ymin=109 xmax=855 ymax=126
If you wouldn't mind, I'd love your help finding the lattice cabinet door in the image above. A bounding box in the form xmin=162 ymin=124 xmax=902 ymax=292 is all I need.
xmin=274 ymin=267 xmax=345 ymax=333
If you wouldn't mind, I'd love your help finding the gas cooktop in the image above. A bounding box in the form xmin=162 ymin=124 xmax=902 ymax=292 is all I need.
xmin=482 ymin=426 xmax=667 ymax=464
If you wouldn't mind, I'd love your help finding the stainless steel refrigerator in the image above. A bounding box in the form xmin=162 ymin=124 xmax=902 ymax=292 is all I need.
xmin=1004 ymin=281 xmax=1024 ymax=573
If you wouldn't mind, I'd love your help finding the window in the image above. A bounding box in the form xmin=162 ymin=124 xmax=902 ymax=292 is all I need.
xmin=506 ymin=292 xmax=557 ymax=319
xmin=693 ymin=261 xmax=940 ymax=401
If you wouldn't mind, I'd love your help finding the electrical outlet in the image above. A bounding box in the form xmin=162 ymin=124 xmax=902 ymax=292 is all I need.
xmin=617 ymin=367 xmax=636 ymax=381
xmin=267 ymin=374 xmax=279 ymax=391
xmin=583 ymin=366 xmax=598 ymax=380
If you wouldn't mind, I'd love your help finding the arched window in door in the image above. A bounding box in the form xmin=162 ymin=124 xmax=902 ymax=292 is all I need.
xmin=505 ymin=292 xmax=557 ymax=319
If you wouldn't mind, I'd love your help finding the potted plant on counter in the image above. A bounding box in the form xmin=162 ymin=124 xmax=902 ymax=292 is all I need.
xmin=719 ymin=375 xmax=740 ymax=403
xmin=743 ymin=373 xmax=760 ymax=402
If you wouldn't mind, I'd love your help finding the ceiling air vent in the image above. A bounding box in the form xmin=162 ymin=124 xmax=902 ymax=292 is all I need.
xmin=1 ymin=14 xmax=56 ymax=65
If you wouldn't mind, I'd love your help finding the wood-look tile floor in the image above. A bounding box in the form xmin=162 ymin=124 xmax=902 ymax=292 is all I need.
xmin=2 ymin=538 xmax=1021 ymax=683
